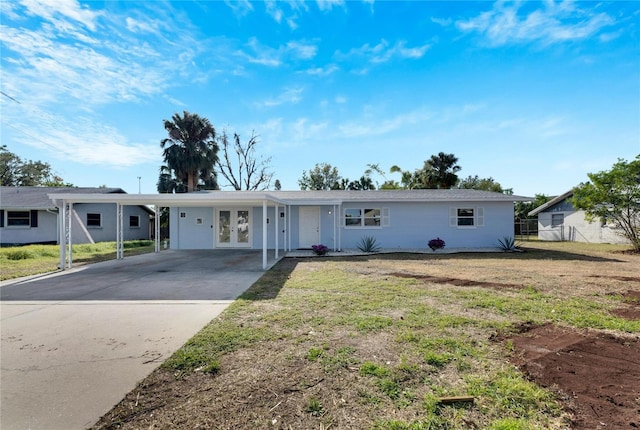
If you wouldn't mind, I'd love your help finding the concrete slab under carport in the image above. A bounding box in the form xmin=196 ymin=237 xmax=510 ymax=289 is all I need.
xmin=0 ymin=249 xmax=274 ymax=430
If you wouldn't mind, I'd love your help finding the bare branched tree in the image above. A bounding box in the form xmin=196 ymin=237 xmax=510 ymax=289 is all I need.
xmin=216 ymin=130 xmax=273 ymax=190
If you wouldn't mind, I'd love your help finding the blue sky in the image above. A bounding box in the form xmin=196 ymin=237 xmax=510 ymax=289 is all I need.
xmin=1 ymin=0 xmax=638 ymax=196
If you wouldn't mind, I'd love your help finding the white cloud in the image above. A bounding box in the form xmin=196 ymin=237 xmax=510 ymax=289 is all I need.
xmin=0 ymin=0 xmax=207 ymax=167
xmin=431 ymin=17 xmax=452 ymax=26
xmin=21 ymin=0 xmax=100 ymax=31
xmin=338 ymin=108 xmax=433 ymax=138
xmin=224 ymin=0 xmax=254 ymax=17
xmin=255 ymin=87 xmax=304 ymax=108
xmin=316 ymin=0 xmax=344 ymax=12
xmin=238 ymin=37 xmax=318 ymax=67
xmin=456 ymin=1 xmax=615 ymax=46
xmin=336 ymin=39 xmax=430 ymax=65
xmin=264 ymin=0 xmax=309 ymax=29
xmin=305 ymin=64 xmax=339 ymax=76
xmin=5 ymin=108 xmax=158 ymax=167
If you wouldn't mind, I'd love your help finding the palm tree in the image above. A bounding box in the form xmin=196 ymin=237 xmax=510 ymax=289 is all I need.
xmin=160 ymin=111 xmax=219 ymax=192
xmin=424 ymin=152 xmax=461 ymax=189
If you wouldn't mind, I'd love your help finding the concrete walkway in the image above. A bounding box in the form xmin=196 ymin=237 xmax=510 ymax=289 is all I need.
xmin=0 ymin=250 xmax=271 ymax=430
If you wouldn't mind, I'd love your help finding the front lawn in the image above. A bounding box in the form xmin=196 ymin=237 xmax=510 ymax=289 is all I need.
xmin=92 ymin=241 xmax=639 ymax=429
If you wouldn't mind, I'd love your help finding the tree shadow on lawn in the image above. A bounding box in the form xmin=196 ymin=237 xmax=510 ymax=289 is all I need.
xmin=327 ymin=247 xmax=625 ymax=263
xmin=239 ymin=257 xmax=299 ymax=300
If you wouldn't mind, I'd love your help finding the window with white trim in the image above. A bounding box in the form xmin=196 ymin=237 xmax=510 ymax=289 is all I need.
xmin=129 ymin=215 xmax=140 ymax=228
xmin=344 ymin=208 xmax=389 ymax=227
xmin=449 ymin=207 xmax=484 ymax=228
xmin=87 ymin=213 xmax=102 ymax=227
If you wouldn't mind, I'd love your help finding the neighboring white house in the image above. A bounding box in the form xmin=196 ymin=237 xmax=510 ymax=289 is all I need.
xmin=528 ymin=190 xmax=629 ymax=244
xmin=0 ymin=186 xmax=153 ymax=245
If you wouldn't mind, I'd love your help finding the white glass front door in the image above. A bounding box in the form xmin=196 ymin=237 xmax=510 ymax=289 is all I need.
xmin=217 ymin=209 xmax=251 ymax=247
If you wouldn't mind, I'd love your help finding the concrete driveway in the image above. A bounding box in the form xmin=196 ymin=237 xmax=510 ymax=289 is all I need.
xmin=0 ymin=250 xmax=271 ymax=430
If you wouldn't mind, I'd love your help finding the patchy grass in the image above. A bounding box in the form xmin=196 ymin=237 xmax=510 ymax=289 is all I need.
xmin=94 ymin=241 xmax=639 ymax=429
xmin=0 ymin=240 xmax=155 ymax=280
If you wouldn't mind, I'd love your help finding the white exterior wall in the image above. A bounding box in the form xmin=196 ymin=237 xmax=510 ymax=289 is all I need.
xmin=338 ymin=201 xmax=514 ymax=250
xmin=73 ymin=203 xmax=151 ymax=243
xmin=539 ymin=210 xmax=629 ymax=244
xmin=169 ymin=201 xmax=515 ymax=251
xmin=0 ymin=210 xmax=58 ymax=245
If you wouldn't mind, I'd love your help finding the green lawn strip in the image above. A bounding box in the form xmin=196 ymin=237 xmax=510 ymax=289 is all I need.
xmin=0 ymin=241 xmax=155 ymax=280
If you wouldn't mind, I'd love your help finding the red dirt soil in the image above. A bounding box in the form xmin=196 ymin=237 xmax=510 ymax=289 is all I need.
xmin=508 ymin=321 xmax=640 ymax=429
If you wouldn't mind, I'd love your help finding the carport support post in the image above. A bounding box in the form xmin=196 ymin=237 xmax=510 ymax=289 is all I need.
xmin=275 ymin=203 xmax=279 ymax=260
xmin=67 ymin=202 xmax=73 ymax=268
xmin=262 ymin=200 xmax=268 ymax=269
xmin=116 ymin=203 xmax=124 ymax=260
xmin=58 ymin=201 xmax=66 ymax=270
xmin=154 ymin=205 xmax=160 ymax=253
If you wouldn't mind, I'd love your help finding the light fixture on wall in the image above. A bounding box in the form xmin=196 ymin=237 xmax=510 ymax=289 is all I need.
xmin=328 ymin=210 xmax=332 ymax=215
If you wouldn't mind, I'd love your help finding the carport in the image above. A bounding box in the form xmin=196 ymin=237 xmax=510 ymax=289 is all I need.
xmin=48 ymin=191 xmax=293 ymax=270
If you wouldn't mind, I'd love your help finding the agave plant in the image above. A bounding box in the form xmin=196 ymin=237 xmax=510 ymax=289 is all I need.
xmin=357 ymin=236 xmax=381 ymax=253
xmin=497 ymin=236 xmax=518 ymax=251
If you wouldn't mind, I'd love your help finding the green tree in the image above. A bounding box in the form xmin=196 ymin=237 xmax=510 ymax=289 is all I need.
xmin=159 ymin=111 xmax=219 ymax=193
xmin=423 ymin=152 xmax=461 ymax=189
xmin=391 ymin=152 xmax=461 ymax=189
xmin=298 ymin=163 xmax=343 ymax=190
xmin=515 ymin=193 xmax=552 ymax=221
xmin=157 ymin=165 xmax=186 ymax=193
xmin=216 ymin=131 xmax=273 ymax=190
xmin=0 ymin=145 xmax=70 ymax=186
xmin=346 ymin=175 xmax=376 ymax=190
xmin=457 ymin=175 xmax=513 ymax=194
xmin=571 ymin=156 xmax=640 ymax=252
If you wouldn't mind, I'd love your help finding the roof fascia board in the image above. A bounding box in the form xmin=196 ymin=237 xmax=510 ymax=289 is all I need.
xmin=527 ymin=190 xmax=574 ymax=217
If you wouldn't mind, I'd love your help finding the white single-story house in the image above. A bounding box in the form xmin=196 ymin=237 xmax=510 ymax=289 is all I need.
xmin=46 ymin=189 xmax=530 ymax=269
xmin=528 ymin=190 xmax=629 ymax=244
xmin=0 ymin=186 xmax=153 ymax=246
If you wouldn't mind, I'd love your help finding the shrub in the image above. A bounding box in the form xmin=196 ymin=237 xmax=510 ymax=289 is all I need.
xmin=311 ymin=244 xmax=329 ymax=255
xmin=4 ymin=249 xmax=35 ymax=260
xmin=428 ymin=237 xmax=445 ymax=251
xmin=357 ymin=236 xmax=381 ymax=253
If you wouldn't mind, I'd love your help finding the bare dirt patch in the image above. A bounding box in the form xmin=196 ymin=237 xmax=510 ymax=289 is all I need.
xmin=610 ymin=290 xmax=640 ymax=320
xmin=389 ymin=271 xmax=523 ymax=289
xmin=508 ymin=324 xmax=640 ymax=430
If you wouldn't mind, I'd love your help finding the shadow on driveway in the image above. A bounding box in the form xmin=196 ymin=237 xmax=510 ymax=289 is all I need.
xmin=0 ymin=250 xmax=270 ymax=301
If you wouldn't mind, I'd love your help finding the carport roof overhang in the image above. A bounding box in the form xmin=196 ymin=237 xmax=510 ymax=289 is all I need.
xmin=47 ymin=191 xmax=295 ymax=207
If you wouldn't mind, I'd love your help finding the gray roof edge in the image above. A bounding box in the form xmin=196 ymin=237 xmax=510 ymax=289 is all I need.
xmin=527 ymin=189 xmax=574 ymax=217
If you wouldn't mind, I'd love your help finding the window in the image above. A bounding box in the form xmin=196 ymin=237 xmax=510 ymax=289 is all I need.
xmin=7 ymin=211 xmax=30 ymax=227
xmin=457 ymin=208 xmax=475 ymax=226
xmin=344 ymin=208 xmax=388 ymax=227
xmin=551 ymin=213 xmax=564 ymax=228
xmin=180 ymin=212 xmax=186 ymax=218
xmin=450 ymin=207 xmax=484 ymax=228
xmin=129 ymin=215 xmax=140 ymax=228
xmin=345 ymin=209 xmax=362 ymax=226
xmin=87 ymin=213 xmax=102 ymax=227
